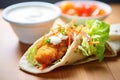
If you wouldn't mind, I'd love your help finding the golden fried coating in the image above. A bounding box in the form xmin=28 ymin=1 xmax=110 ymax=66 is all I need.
xmin=35 ymin=40 xmax=68 ymax=65
xmin=35 ymin=45 xmax=57 ymax=64
xmin=56 ymin=41 xmax=68 ymax=59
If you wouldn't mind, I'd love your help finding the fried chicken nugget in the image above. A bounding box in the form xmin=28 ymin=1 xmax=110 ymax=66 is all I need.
xmin=35 ymin=40 xmax=68 ymax=65
xmin=35 ymin=45 xmax=57 ymax=65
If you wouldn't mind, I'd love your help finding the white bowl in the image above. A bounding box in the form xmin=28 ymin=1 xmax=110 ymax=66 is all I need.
xmin=2 ymin=1 xmax=61 ymax=44
xmin=55 ymin=0 xmax=112 ymax=24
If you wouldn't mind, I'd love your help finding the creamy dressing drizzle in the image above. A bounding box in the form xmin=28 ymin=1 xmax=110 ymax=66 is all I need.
xmin=49 ymin=33 xmax=68 ymax=45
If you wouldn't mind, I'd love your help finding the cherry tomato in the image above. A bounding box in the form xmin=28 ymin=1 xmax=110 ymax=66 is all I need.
xmin=84 ymin=4 xmax=93 ymax=16
xmin=74 ymin=3 xmax=85 ymax=16
xmin=90 ymin=4 xmax=97 ymax=12
xmin=59 ymin=1 xmax=106 ymax=17
xmin=82 ymin=4 xmax=97 ymax=16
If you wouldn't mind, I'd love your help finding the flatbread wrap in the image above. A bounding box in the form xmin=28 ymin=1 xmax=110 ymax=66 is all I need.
xmin=19 ymin=19 xmax=118 ymax=74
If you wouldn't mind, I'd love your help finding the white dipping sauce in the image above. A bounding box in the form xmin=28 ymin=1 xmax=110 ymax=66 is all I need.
xmin=7 ymin=6 xmax=55 ymax=23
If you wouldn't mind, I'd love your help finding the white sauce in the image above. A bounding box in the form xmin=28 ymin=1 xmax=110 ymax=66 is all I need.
xmin=7 ymin=6 xmax=55 ymax=23
xmin=49 ymin=33 xmax=68 ymax=45
xmin=58 ymin=33 xmax=68 ymax=40
xmin=50 ymin=36 xmax=61 ymax=45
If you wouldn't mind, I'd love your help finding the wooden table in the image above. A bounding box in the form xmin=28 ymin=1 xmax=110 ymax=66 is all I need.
xmin=0 ymin=4 xmax=120 ymax=80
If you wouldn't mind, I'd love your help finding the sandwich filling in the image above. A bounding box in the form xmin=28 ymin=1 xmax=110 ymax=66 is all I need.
xmin=26 ymin=19 xmax=110 ymax=70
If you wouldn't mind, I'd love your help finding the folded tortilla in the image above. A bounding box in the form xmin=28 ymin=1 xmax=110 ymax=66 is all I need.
xmin=19 ymin=19 xmax=120 ymax=74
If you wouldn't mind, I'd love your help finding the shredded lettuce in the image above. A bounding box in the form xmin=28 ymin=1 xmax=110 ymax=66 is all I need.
xmin=26 ymin=43 xmax=41 ymax=67
xmin=79 ymin=20 xmax=110 ymax=62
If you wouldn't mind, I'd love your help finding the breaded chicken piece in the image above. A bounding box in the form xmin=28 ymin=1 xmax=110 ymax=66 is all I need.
xmin=35 ymin=40 xmax=68 ymax=65
xmin=35 ymin=45 xmax=57 ymax=64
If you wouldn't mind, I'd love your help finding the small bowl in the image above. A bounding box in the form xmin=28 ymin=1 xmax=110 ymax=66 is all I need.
xmin=2 ymin=1 xmax=61 ymax=44
xmin=55 ymin=0 xmax=112 ymax=24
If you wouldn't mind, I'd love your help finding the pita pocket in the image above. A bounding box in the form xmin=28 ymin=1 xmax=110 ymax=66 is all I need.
xmin=19 ymin=19 xmax=119 ymax=74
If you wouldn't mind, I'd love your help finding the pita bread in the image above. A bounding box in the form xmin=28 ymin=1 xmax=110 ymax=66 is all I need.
xmin=19 ymin=20 xmax=120 ymax=74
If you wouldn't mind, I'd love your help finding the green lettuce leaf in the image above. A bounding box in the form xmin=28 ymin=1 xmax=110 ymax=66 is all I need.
xmin=26 ymin=43 xmax=41 ymax=67
xmin=87 ymin=20 xmax=110 ymax=62
xmin=80 ymin=20 xmax=110 ymax=62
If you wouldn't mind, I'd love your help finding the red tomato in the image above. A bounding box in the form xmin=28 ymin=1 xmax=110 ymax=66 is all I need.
xmin=59 ymin=1 xmax=74 ymax=13
xmin=90 ymin=4 xmax=97 ymax=12
xmin=74 ymin=3 xmax=85 ymax=16
xmin=83 ymin=4 xmax=97 ymax=16
xmin=84 ymin=4 xmax=92 ymax=16
xmin=59 ymin=1 xmax=105 ymax=17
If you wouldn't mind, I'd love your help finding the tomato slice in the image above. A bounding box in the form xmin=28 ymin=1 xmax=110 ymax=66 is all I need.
xmin=74 ymin=3 xmax=85 ymax=16
xmin=59 ymin=1 xmax=106 ymax=17
xmin=90 ymin=4 xmax=97 ymax=12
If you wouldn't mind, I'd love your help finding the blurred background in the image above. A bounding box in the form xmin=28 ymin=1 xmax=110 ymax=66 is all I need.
xmin=0 ymin=0 xmax=120 ymax=8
